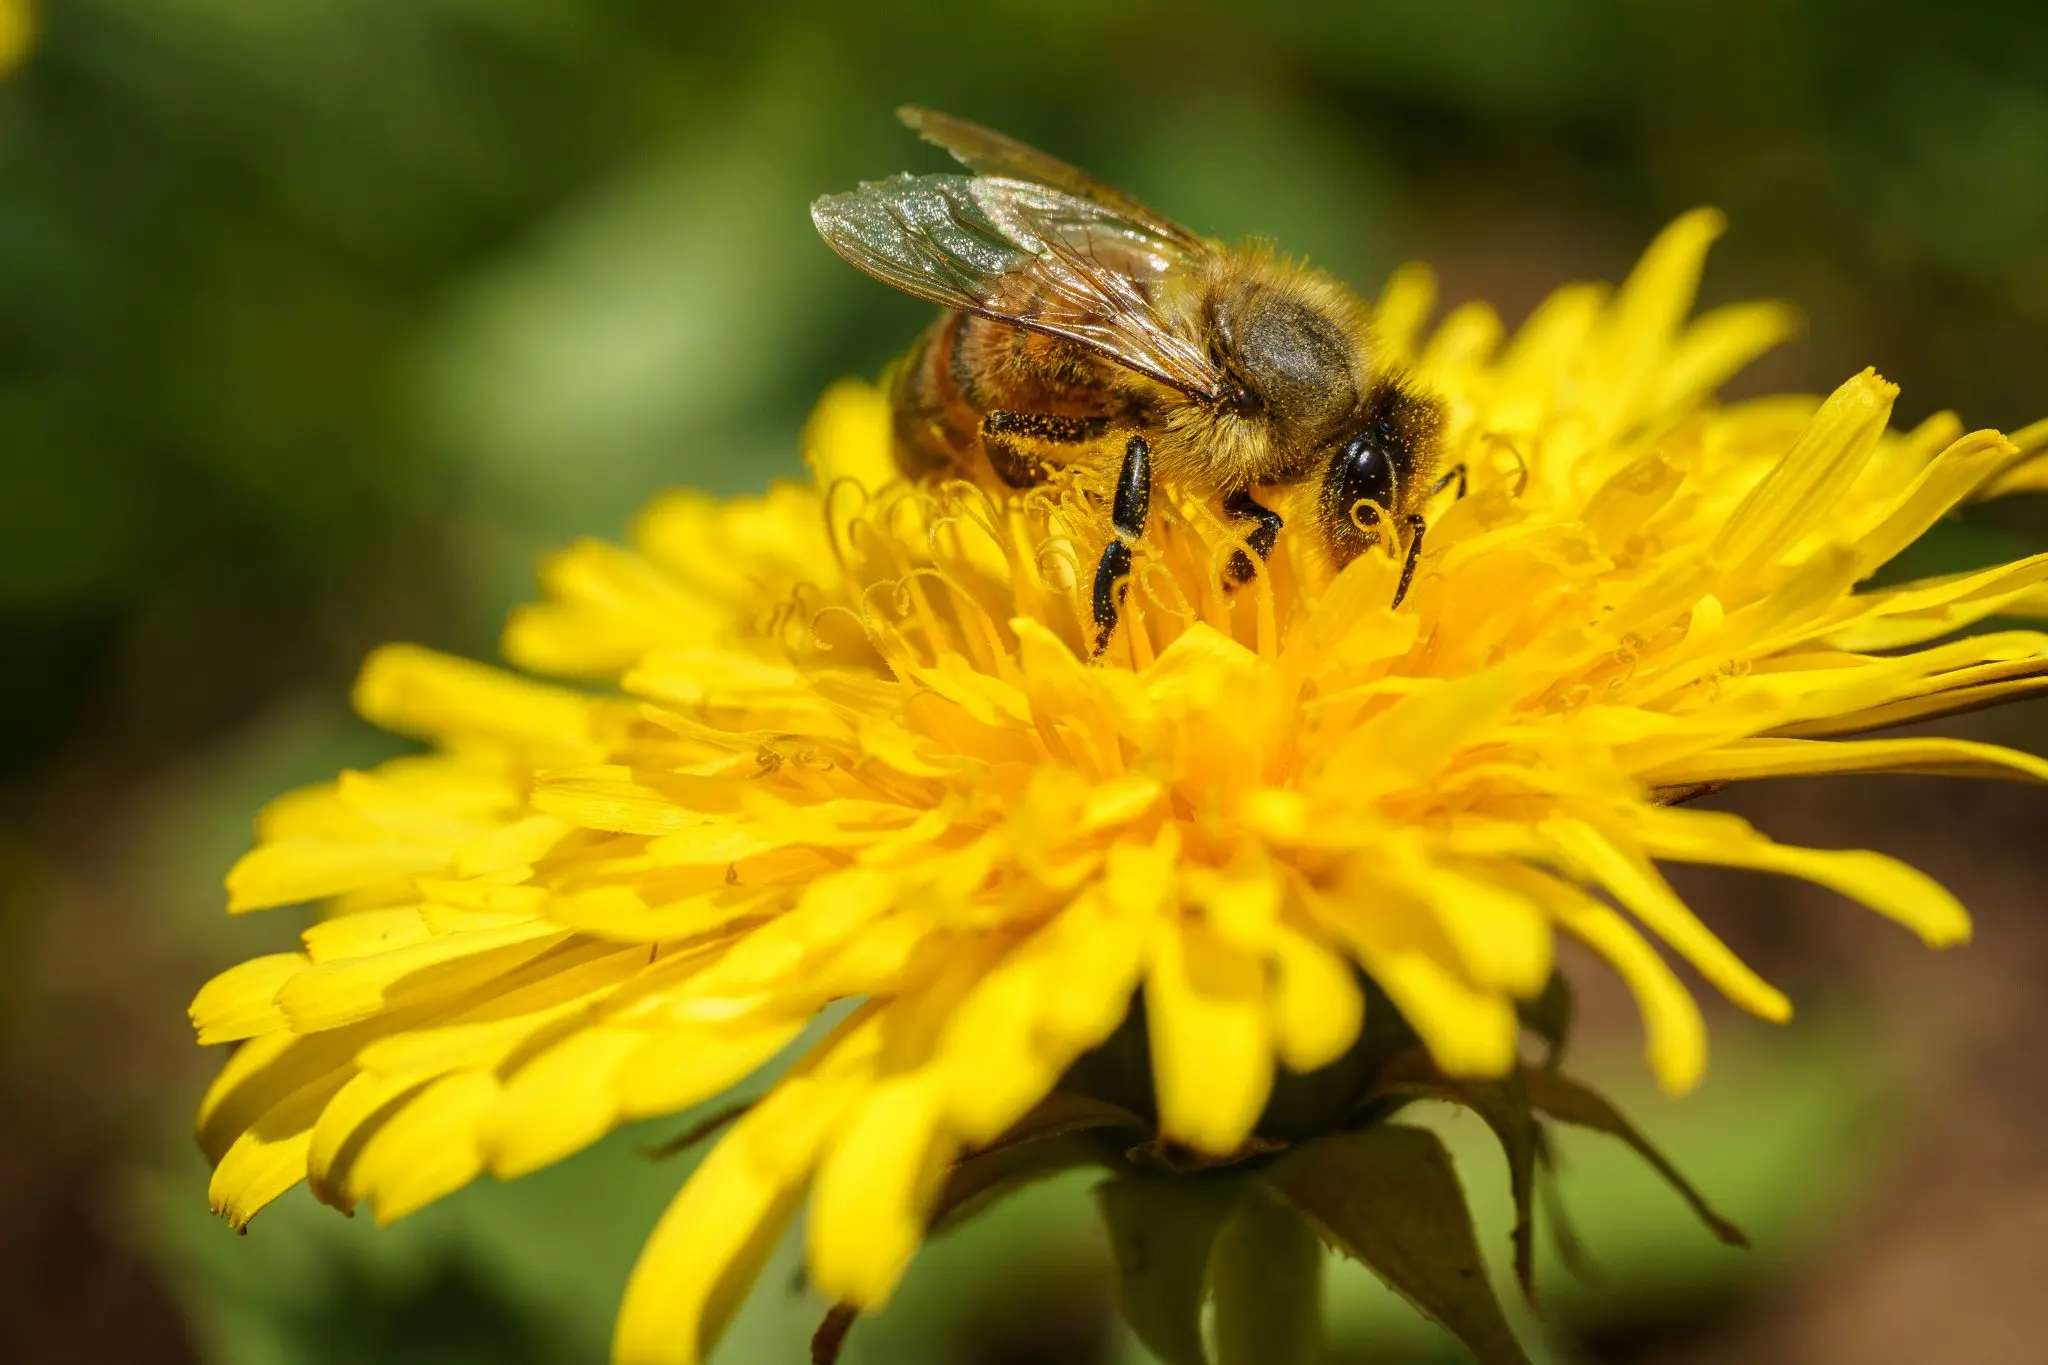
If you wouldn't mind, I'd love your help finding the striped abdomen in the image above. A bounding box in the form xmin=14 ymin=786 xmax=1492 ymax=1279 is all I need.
xmin=888 ymin=310 xmax=1126 ymax=484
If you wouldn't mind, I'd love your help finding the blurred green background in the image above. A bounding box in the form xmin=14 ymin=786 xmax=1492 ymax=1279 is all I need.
xmin=5 ymin=1 xmax=2048 ymax=1362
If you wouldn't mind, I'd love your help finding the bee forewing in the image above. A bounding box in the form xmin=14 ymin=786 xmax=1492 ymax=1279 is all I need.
xmin=897 ymin=106 xmax=1202 ymax=250
xmin=812 ymin=173 xmax=1223 ymax=399
xmin=811 ymin=173 xmax=1032 ymax=306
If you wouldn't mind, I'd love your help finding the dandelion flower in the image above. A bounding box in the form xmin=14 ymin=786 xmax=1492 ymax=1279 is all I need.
xmin=193 ymin=211 xmax=2048 ymax=1364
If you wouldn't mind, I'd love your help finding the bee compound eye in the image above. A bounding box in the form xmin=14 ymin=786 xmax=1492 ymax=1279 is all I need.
xmin=1336 ymin=431 xmax=1396 ymax=518
xmin=1317 ymin=429 xmax=1400 ymax=565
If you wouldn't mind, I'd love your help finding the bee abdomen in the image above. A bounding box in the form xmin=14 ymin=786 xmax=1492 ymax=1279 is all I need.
xmin=890 ymin=310 xmax=1126 ymax=485
xmin=890 ymin=313 xmax=978 ymax=478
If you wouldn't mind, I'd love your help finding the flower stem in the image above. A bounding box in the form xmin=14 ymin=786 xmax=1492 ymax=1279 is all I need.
xmin=1211 ymin=1182 xmax=1324 ymax=1365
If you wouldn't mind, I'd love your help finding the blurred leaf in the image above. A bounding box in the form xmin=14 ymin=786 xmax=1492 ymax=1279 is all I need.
xmin=1097 ymin=1173 xmax=1242 ymax=1365
xmin=1526 ymin=1070 xmax=1748 ymax=1250
xmin=1211 ymin=1183 xmax=1322 ymax=1365
xmin=1271 ymin=1124 xmax=1533 ymax=1365
xmin=930 ymin=1092 xmax=1142 ymax=1236
xmin=1518 ymin=973 xmax=1575 ymax=1069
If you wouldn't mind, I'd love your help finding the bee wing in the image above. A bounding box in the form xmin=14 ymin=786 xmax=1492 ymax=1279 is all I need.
xmin=898 ymin=106 xmax=1203 ymax=250
xmin=812 ymin=172 xmax=1224 ymax=398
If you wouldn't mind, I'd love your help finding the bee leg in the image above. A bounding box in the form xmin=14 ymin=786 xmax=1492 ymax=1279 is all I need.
xmin=1393 ymin=513 xmax=1428 ymax=608
xmin=1430 ymin=463 xmax=1468 ymax=501
xmin=1220 ymin=489 xmax=1283 ymax=585
xmin=981 ymin=411 xmax=1108 ymax=489
xmin=1090 ymin=434 xmax=1151 ymax=656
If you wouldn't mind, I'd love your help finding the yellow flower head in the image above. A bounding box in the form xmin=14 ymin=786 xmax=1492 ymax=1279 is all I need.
xmin=193 ymin=211 xmax=2048 ymax=1364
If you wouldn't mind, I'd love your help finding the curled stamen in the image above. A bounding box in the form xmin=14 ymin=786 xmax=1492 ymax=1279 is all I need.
xmin=897 ymin=566 xmax=1011 ymax=675
xmin=1032 ymin=536 xmax=1084 ymax=595
xmin=1479 ymin=431 xmax=1533 ymax=500
xmin=822 ymin=476 xmax=878 ymax=579
xmin=1134 ymin=554 xmax=1195 ymax=622
xmin=1348 ymin=497 xmax=1392 ymax=538
xmin=806 ymin=603 xmax=868 ymax=655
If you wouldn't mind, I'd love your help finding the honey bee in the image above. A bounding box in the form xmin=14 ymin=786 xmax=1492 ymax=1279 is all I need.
xmin=812 ymin=108 xmax=1458 ymax=655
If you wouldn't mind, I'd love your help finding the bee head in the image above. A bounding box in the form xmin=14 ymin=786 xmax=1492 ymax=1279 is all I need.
xmin=1316 ymin=378 xmax=1444 ymax=565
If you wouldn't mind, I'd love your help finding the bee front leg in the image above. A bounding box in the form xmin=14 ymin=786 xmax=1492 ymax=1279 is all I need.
xmin=1389 ymin=465 xmax=1461 ymax=610
xmin=1220 ymin=489 xmax=1284 ymax=585
xmin=1090 ymin=434 xmax=1151 ymax=657
xmin=1393 ymin=512 xmax=1427 ymax=609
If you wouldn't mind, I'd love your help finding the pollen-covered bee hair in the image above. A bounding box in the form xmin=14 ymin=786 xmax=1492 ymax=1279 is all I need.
xmin=812 ymin=107 xmax=1455 ymax=655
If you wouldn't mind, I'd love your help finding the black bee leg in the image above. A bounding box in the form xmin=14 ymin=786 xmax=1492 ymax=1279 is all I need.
xmin=981 ymin=411 xmax=1108 ymax=489
xmin=1220 ymin=489 xmax=1284 ymax=585
xmin=1090 ymin=434 xmax=1151 ymax=656
xmin=1393 ymin=513 xmax=1428 ymax=609
xmin=1430 ymin=462 xmax=1468 ymax=501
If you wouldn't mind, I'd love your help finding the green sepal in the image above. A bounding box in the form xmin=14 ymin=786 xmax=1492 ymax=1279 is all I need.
xmin=1268 ymin=1124 xmax=1534 ymax=1365
xmin=1096 ymin=1172 xmax=1244 ymax=1365
xmin=1517 ymin=972 xmax=1575 ymax=1069
xmin=1375 ymin=1052 xmax=1541 ymax=1304
xmin=640 ymin=1099 xmax=753 ymax=1161
xmin=929 ymin=1091 xmax=1144 ymax=1236
xmin=1533 ymin=1128 xmax=1597 ymax=1284
xmin=1524 ymin=1069 xmax=1749 ymax=1248
xmin=1212 ymin=1183 xmax=1323 ymax=1365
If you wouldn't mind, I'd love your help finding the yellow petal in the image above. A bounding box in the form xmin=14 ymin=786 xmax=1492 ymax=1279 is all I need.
xmin=1032 ymin=895 xmax=1148 ymax=1051
xmin=483 ymin=1027 xmax=644 ymax=1179
xmin=1315 ymin=668 xmax=1519 ymax=797
xmin=191 ymin=952 xmax=306 ymax=1044
xmin=1627 ymin=807 xmax=1970 ymax=948
xmin=612 ymin=1020 xmax=804 ymax=1121
xmin=1583 ymin=207 xmax=1724 ymax=431
xmin=1647 ymin=735 xmax=2048 ymax=788
xmin=1490 ymin=282 xmax=1608 ymax=429
xmin=1268 ymin=925 xmax=1364 ymax=1073
xmin=353 ymin=643 xmax=602 ymax=759
xmin=1517 ymin=872 xmax=1706 ymax=1094
xmin=503 ymin=539 xmax=722 ymax=678
xmin=1824 ymin=553 xmax=2048 ymax=651
xmin=300 ymin=907 xmax=433 ymax=963
xmin=530 ymin=768 xmax=710 ymax=836
xmin=936 ymin=946 xmax=1060 ymax=1145
xmin=1975 ymin=414 xmax=2048 ymax=499
xmin=275 ymin=921 xmax=569 ymax=1032
xmin=1416 ymin=300 xmax=1504 ymax=383
xmin=1407 ymin=862 xmax=1555 ymax=997
xmin=1711 ymin=369 xmax=1896 ymax=583
xmin=1372 ymin=263 xmax=1437 ymax=366
xmin=1543 ymin=818 xmax=1792 ymax=1023
xmin=306 ymin=1068 xmax=430 ymax=1211
xmin=208 ymin=1077 xmax=343 ymax=1231
xmin=198 ymin=1026 xmax=380 ymax=1165
xmin=1146 ymin=916 xmax=1271 ymax=1154
xmin=807 ymin=1071 xmax=952 ymax=1308
xmin=1324 ymin=893 xmax=1520 ymax=1078
xmin=227 ymin=838 xmax=455 ymax=914
xmin=1844 ymin=430 xmax=2015 ymax=574
xmin=614 ymin=1026 xmax=875 ymax=1365
xmin=1652 ymin=300 xmax=1800 ymax=418
xmin=803 ymin=379 xmax=896 ymax=494
xmin=350 ymin=1070 xmax=500 ymax=1222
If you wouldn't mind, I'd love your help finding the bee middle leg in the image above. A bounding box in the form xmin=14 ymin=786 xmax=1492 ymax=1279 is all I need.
xmin=1220 ymin=489 xmax=1283 ymax=585
xmin=1090 ymin=434 xmax=1151 ymax=657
